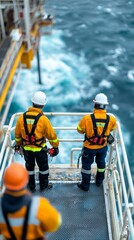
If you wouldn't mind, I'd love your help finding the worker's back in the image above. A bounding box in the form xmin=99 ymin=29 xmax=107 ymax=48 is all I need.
xmin=0 ymin=163 xmax=62 ymax=240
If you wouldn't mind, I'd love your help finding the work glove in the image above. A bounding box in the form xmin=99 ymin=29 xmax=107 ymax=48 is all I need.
xmin=48 ymin=147 xmax=59 ymax=157
xmin=14 ymin=145 xmax=21 ymax=152
xmin=107 ymin=134 xmax=115 ymax=145
xmin=14 ymin=145 xmax=23 ymax=157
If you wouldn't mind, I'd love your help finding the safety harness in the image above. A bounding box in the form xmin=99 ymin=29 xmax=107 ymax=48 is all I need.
xmin=84 ymin=114 xmax=110 ymax=145
xmin=22 ymin=112 xmax=44 ymax=147
xmin=1 ymin=196 xmax=32 ymax=240
xmin=1 ymin=196 xmax=46 ymax=240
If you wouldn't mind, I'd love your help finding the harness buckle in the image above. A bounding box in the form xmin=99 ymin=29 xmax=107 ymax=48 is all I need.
xmin=31 ymin=135 xmax=35 ymax=144
xmin=25 ymin=135 xmax=30 ymax=145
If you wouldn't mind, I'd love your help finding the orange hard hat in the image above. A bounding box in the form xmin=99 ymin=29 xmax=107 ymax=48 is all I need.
xmin=3 ymin=162 xmax=29 ymax=191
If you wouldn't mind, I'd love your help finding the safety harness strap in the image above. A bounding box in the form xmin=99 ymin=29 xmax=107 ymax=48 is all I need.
xmin=101 ymin=114 xmax=110 ymax=135
xmin=22 ymin=197 xmax=32 ymax=240
xmin=1 ymin=197 xmax=32 ymax=240
xmin=84 ymin=114 xmax=110 ymax=145
xmin=23 ymin=112 xmax=42 ymax=136
xmin=90 ymin=114 xmax=110 ymax=136
xmin=90 ymin=114 xmax=97 ymax=136
xmin=23 ymin=112 xmax=44 ymax=145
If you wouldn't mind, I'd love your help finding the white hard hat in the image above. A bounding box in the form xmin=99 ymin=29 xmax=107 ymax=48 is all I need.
xmin=31 ymin=91 xmax=47 ymax=105
xmin=93 ymin=93 xmax=109 ymax=105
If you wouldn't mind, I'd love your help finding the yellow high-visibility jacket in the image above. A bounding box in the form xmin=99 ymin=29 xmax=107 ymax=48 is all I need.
xmin=0 ymin=189 xmax=62 ymax=240
xmin=15 ymin=107 xmax=59 ymax=151
xmin=77 ymin=109 xmax=116 ymax=149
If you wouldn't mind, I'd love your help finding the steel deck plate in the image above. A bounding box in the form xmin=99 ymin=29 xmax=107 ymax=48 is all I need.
xmin=35 ymin=183 xmax=109 ymax=240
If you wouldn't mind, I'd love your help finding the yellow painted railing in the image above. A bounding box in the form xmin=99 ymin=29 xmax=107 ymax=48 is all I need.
xmin=0 ymin=44 xmax=25 ymax=110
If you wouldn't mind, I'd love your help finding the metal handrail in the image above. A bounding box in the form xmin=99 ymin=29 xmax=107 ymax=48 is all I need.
xmin=104 ymin=121 xmax=134 ymax=239
xmin=0 ymin=112 xmax=134 ymax=240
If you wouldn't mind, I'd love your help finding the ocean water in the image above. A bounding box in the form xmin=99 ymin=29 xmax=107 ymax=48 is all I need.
xmin=8 ymin=0 xmax=134 ymax=178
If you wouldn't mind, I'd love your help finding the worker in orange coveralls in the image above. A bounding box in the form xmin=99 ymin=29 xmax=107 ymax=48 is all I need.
xmin=0 ymin=162 xmax=62 ymax=240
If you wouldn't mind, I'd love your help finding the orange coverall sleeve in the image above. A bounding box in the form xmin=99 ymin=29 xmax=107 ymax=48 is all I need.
xmin=42 ymin=116 xmax=59 ymax=148
xmin=110 ymin=115 xmax=117 ymax=131
xmin=15 ymin=115 xmax=23 ymax=145
xmin=38 ymin=197 xmax=62 ymax=232
xmin=77 ymin=116 xmax=87 ymax=134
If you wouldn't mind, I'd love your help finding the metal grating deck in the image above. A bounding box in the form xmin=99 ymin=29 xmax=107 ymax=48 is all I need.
xmin=35 ymin=183 xmax=109 ymax=240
